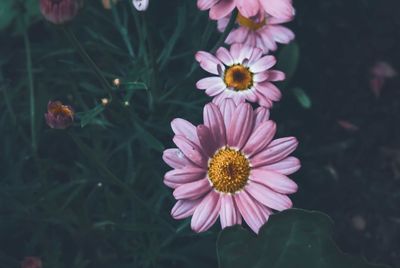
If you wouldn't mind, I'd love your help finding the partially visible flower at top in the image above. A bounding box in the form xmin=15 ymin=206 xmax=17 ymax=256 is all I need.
xmin=370 ymin=61 xmax=397 ymax=98
xmin=196 ymin=44 xmax=285 ymax=108
xmin=163 ymin=100 xmax=300 ymax=233
xmin=218 ymin=11 xmax=294 ymax=54
xmin=102 ymin=0 xmax=118 ymax=9
xmin=197 ymin=0 xmax=294 ymax=21
xmin=40 ymin=0 xmax=83 ymax=24
xmin=21 ymin=257 xmax=42 ymax=268
xmin=132 ymin=0 xmax=149 ymax=11
xmin=45 ymin=101 xmax=74 ymax=129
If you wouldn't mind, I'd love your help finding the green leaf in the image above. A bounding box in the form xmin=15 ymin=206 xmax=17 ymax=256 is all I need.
xmin=78 ymin=105 xmax=105 ymax=127
xmin=134 ymin=122 xmax=164 ymax=152
xmin=292 ymin=87 xmax=312 ymax=109
xmin=217 ymin=209 xmax=389 ymax=268
xmin=276 ymin=42 xmax=300 ymax=88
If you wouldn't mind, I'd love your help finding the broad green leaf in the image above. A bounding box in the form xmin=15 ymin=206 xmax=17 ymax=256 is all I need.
xmin=78 ymin=104 xmax=105 ymax=127
xmin=276 ymin=42 xmax=300 ymax=88
xmin=293 ymin=87 xmax=312 ymax=109
xmin=217 ymin=209 xmax=389 ymax=268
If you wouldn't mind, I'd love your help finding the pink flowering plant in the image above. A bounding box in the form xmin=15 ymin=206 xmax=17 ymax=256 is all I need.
xmin=0 ymin=0 xmax=393 ymax=267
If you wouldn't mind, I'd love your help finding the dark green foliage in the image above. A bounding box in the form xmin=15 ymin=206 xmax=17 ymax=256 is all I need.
xmin=217 ymin=209 xmax=388 ymax=268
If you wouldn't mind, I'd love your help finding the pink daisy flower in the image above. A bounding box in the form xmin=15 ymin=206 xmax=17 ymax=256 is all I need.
xmin=218 ymin=12 xmax=295 ymax=54
xmin=163 ymin=100 xmax=300 ymax=233
xmin=196 ymin=44 xmax=285 ymax=108
xmin=197 ymin=0 xmax=294 ymax=21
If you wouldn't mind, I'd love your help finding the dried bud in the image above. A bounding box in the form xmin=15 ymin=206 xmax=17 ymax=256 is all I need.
xmin=45 ymin=101 xmax=74 ymax=129
xmin=102 ymin=0 xmax=118 ymax=9
xmin=40 ymin=0 xmax=83 ymax=24
xmin=132 ymin=0 xmax=149 ymax=11
xmin=21 ymin=257 xmax=42 ymax=268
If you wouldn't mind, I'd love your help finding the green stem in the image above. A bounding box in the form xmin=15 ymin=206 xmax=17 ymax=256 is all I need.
xmin=23 ymin=30 xmax=36 ymax=152
xmin=63 ymin=26 xmax=113 ymax=97
xmin=210 ymin=9 xmax=238 ymax=53
xmin=70 ymin=134 xmax=175 ymax=232
xmin=111 ymin=4 xmax=135 ymax=58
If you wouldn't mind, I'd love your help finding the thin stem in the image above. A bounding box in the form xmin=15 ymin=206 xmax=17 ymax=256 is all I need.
xmin=63 ymin=26 xmax=113 ymax=97
xmin=23 ymin=30 xmax=36 ymax=152
xmin=70 ymin=134 xmax=175 ymax=232
xmin=210 ymin=9 xmax=238 ymax=53
xmin=111 ymin=4 xmax=135 ymax=58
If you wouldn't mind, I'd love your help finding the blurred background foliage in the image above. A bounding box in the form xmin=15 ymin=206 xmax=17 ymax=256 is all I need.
xmin=0 ymin=0 xmax=399 ymax=267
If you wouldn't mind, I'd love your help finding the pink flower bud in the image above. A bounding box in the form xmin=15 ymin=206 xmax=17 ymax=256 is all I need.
xmin=21 ymin=257 xmax=42 ymax=268
xmin=45 ymin=101 xmax=74 ymax=129
xmin=40 ymin=0 xmax=83 ymax=24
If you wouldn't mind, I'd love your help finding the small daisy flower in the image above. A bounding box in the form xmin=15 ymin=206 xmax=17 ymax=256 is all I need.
xmin=218 ymin=12 xmax=295 ymax=54
xmin=197 ymin=0 xmax=294 ymax=21
xmin=163 ymin=100 xmax=300 ymax=233
xmin=196 ymin=44 xmax=285 ymax=108
xmin=40 ymin=0 xmax=83 ymax=24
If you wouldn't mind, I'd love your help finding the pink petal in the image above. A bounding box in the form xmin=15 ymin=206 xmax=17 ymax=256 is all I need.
xmin=266 ymin=70 xmax=285 ymax=82
xmin=197 ymin=124 xmax=218 ymax=157
xmin=173 ymin=135 xmax=207 ymax=167
xmin=252 ymin=137 xmax=299 ymax=167
xmin=209 ymin=0 xmax=236 ymax=20
xmin=238 ymin=45 xmax=254 ymax=63
xmin=163 ymin=148 xmax=191 ymax=169
xmin=261 ymin=0 xmax=295 ymax=20
xmin=268 ymin=25 xmax=295 ymax=44
xmin=255 ymin=81 xmax=282 ymax=102
xmin=250 ymin=55 xmax=276 ymax=73
xmin=259 ymin=156 xmax=301 ymax=175
xmin=226 ymin=27 xmax=249 ymax=44
xmin=227 ymin=103 xmax=254 ymax=149
xmin=259 ymin=29 xmax=278 ymax=52
xmin=248 ymin=47 xmax=263 ymax=65
xmin=220 ymin=194 xmax=241 ymax=228
xmin=253 ymin=72 xmax=269 ymax=82
xmin=229 ymin=43 xmax=243 ymax=63
xmin=216 ymin=47 xmax=234 ymax=66
xmin=235 ymin=190 xmax=270 ymax=233
xmin=197 ymin=0 xmax=219 ymax=10
xmin=173 ymin=178 xmax=211 ymax=200
xmin=242 ymin=120 xmax=276 ymax=157
xmin=250 ymin=169 xmax=298 ymax=194
xmin=203 ymin=102 xmax=227 ymax=148
xmin=195 ymin=51 xmax=223 ymax=75
xmin=236 ymin=0 xmax=260 ymax=18
xmin=246 ymin=182 xmax=292 ymax=211
xmin=218 ymin=98 xmax=237 ymax=129
xmin=217 ymin=16 xmax=230 ymax=32
xmin=171 ymin=118 xmax=200 ymax=144
xmin=164 ymin=167 xmax=206 ymax=188
xmin=171 ymin=199 xmax=202 ymax=219
xmin=254 ymin=107 xmax=270 ymax=128
xmin=191 ymin=191 xmax=221 ymax=232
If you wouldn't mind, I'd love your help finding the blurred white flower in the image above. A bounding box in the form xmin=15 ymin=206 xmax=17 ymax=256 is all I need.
xmin=132 ymin=0 xmax=149 ymax=11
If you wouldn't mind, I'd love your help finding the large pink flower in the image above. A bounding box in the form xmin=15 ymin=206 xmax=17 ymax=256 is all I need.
xmin=196 ymin=44 xmax=285 ymax=108
xmin=163 ymin=100 xmax=300 ymax=233
xmin=197 ymin=0 xmax=294 ymax=21
xmin=218 ymin=12 xmax=295 ymax=54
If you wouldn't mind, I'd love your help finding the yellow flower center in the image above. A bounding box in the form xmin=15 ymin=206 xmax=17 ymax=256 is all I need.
xmin=208 ymin=148 xmax=250 ymax=193
xmin=236 ymin=13 xmax=266 ymax=31
xmin=224 ymin=64 xmax=253 ymax=91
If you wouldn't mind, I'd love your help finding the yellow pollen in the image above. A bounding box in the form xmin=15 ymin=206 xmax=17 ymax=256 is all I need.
xmin=224 ymin=64 xmax=253 ymax=91
xmin=237 ymin=13 xmax=266 ymax=31
xmin=208 ymin=148 xmax=250 ymax=193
